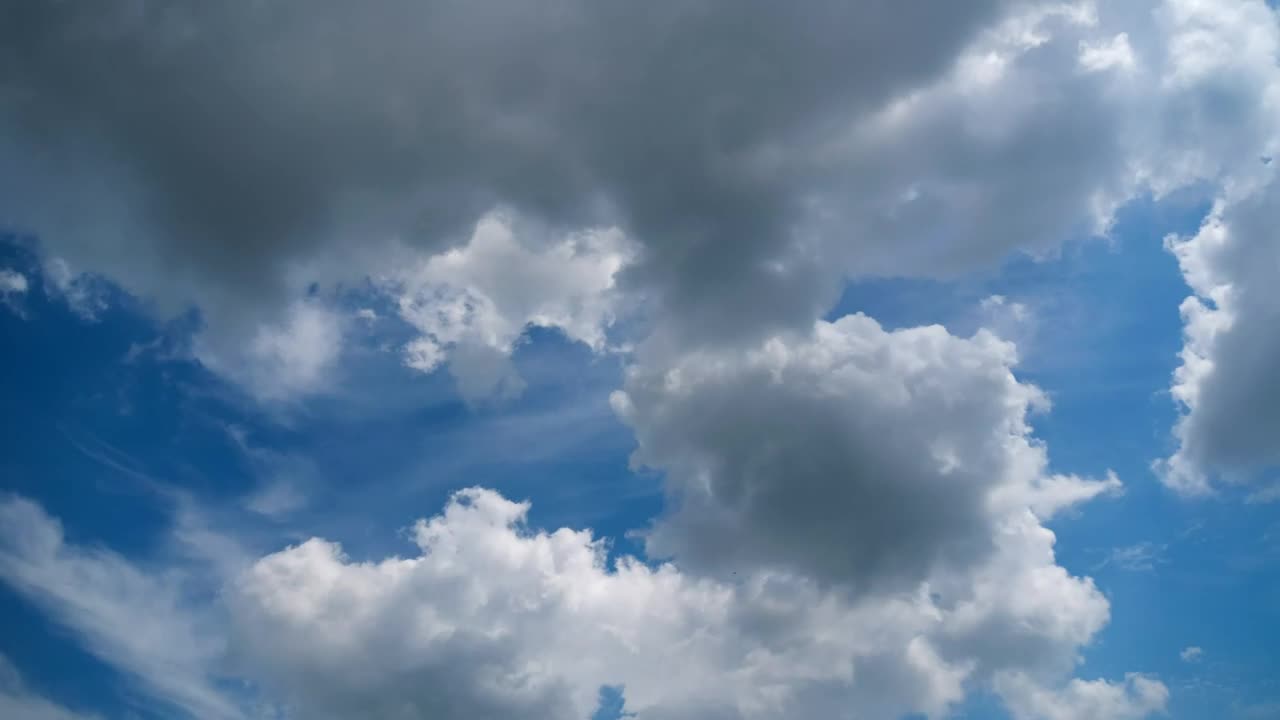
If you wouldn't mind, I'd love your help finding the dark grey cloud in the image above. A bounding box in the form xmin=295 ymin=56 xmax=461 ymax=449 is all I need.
xmin=0 ymin=0 xmax=1012 ymax=343
xmin=612 ymin=314 xmax=1115 ymax=595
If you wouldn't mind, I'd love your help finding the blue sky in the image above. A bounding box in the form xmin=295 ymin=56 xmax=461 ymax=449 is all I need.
xmin=2 ymin=3 xmax=1280 ymax=720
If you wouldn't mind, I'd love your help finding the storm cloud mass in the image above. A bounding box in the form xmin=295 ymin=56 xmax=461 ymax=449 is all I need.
xmin=0 ymin=0 xmax=1009 ymax=342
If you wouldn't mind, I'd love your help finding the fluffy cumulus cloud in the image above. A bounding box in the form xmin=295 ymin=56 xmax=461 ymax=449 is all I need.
xmin=614 ymin=314 xmax=1118 ymax=593
xmin=1161 ymin=167 xmax=1280 ymax=493
xmin=1145 ymin=0 xmax=1280 ymax=495
xmin=387 ymin=213 xmax=633 ymax=402
xmin=228 ymin=487 xmax=969 ymax=720
xmin=996 ymin=672 xmax=1170 ymax=720
xmin=1 ymin=481 xmax=1153 ymax=720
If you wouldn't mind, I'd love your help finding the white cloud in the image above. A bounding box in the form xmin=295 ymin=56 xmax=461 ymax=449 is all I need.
xmin=0 ymin=488 xmax=1163 ymax=720
xmin=996 ymin=671 xmax=1169 ymax=720
xmin=978 ymin=294 xmax=1038 ymax=356
xmin=228 ymin=486 xmax=1127 ymax=720
xmin=1161 ymin=169 xmax=1280 ymax=493
xmin=1079 ymin=33 xmax=1137 ymax=73
xmin=1147 ymin=0 xmax=1280 ymax=493
xmin=42 ymin=258 xmax=109 ymax=320
xmin=0 ymin=268 xmax=27 ymax=294
xmin=1180 ymin=646 xmax=1203 ymax=663
xmin=195 ymin=301 xmax=346 ymax=403
xmin=387 ymin=212 xmax=633 ymax=402
xmin=0 ymin=654 xmax=101 ymax=720
xmin=0 ymin=496 xmax=242 ymax=720
xmin=1097 ymin=542 xmax=1167 ymax=573
xmin=0 ymin=267 xmax=29 ymax=317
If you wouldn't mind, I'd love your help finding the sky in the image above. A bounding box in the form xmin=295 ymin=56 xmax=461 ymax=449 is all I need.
xmin=0 ymin=1 xmax=1279 ymax=719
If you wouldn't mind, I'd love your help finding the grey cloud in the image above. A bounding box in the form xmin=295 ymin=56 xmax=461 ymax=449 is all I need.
xmin=613 ymin=314 xmax=1115 ymax=595
xmin=0 ymin=0 xmax=1013 ymax=345
xmin=1164 ymin=172 xmax=1280 ymax=491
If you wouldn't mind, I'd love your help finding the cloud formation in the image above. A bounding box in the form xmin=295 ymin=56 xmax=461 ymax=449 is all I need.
xmin=0 ymin=487 xmax=1162 ymax=720
xmin=4 ymin=1 xmax=1277 ymax=717
xmin=228 ymin=485 xmax=1134 ymax=720
xmin=5 ymin=0 xmax=1275 ymax=404
xmin=1162 ymin=168 xmax=1280 ymax=493
xmin=0 ymin=0 xmax=1009 ymax=362
xmin=614 ymin=314 xmax=1118 ymax=593
xmin=996 ymin=672 xmax=1170 ymax=720
xmin=0 ymin=497 xmax=241 ymax=720
xmin=387 ymin=213 xmax=633 ymax=402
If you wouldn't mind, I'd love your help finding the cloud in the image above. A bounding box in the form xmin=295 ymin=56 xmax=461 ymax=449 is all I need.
xmin=0 ymin=267 xmax=28 ymax=316
xmin=3 ymin=0 xmax=1274 ymax=407
xmin=0 ymin=268 xmax=26 ymax=294
xmin=0 ymin=496 xmax=242 ymax=720
xmin=996 ymin=672 xmax=1169 ymax=720
xmin=0 ymin=489 xmax=1162 ymax=720
xmin=0 ymin=0 xmax=1015 ymax=371
xmin=1180 ymin=646 xmax=1203 ymax=663
xmin=195 ymin=300 xmax=347 ymax=403
xmin=11 ymin=0 xmax=1259 ymax=396
xmin=229 ymin=487 xmax=1131 ymax=720
xmin=1161 ymin=169 xmax=1280 ymax=493
xmin=41 ymin=258 xmax=109 ymax=321
xmin=1146 ymin=0 xmax=1280 ymax=494
xmin=388 ymin=212 xmax=633 ymax=402
xmin=1096 ymin=542 xmax=1168 ymax=573
xmin=226 ymin=426 xmax=315 ymax=519
xmin=1 ymin=2 xmax=1261 ymax=718
xmin=0 ymin=0 xmax=1274 ymax=409
xmin=613 ymin=313 xmax=1118 ymax=595
xmin=0 ymin=654 xmax=101 ymax=720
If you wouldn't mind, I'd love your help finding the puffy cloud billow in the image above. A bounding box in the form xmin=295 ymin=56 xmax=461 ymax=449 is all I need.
xmin=613 ymin=314 xmax=1118 ymax=594
xmin=1 ymin=482 xmax=1129 ymax=720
